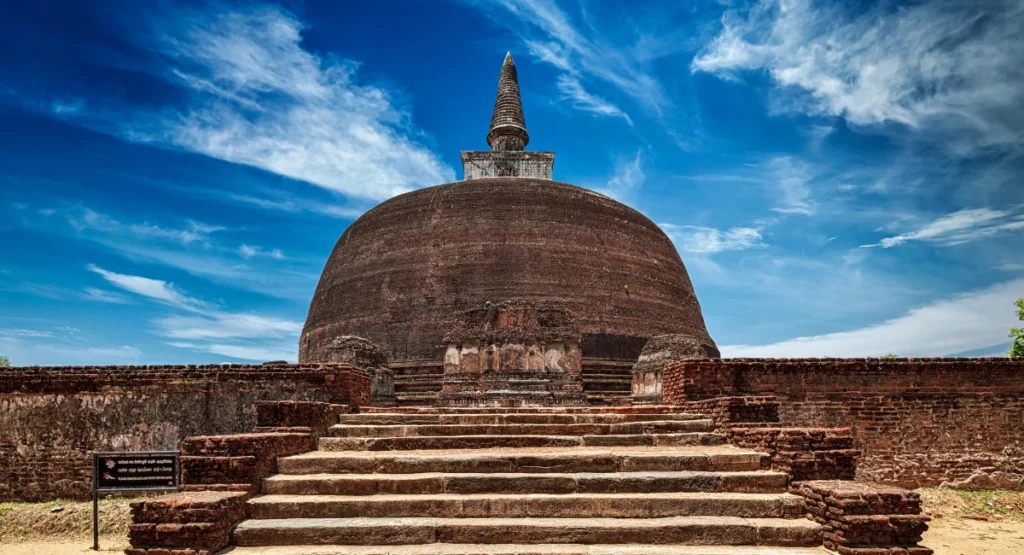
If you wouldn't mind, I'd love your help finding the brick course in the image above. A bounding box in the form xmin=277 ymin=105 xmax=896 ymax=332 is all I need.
xmin=0 ymin=364 xmax=370 ymax=501
xmin=727 ymin=427 xmax=860 ymax=481
xmin=663 ymin=358 xmax=1024 ymax=487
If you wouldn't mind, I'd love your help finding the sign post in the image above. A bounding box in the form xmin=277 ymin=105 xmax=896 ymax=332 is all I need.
xmin=92 ymin=451 xmax=180 ymax=551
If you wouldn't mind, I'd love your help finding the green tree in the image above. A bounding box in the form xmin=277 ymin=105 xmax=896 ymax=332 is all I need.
xmin=0 ymin=355 xmax=10 ymax=367
xmin=1010 ymin=298 xmax=1024 ymax=359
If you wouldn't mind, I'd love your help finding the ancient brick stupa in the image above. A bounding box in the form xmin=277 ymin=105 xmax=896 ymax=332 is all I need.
xmin=301 ymin=53 xmax=718 ymax=406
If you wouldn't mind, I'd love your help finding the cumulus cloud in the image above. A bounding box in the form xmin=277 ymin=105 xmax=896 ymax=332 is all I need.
xmin=662 ymin=224 xmax=766 ymax=254
xmin=862 ymin=208 xmax=1024 ymax=248
xmin=722 ymin=279 xmax=1024 ymax=357
xmin=693 ymin=0 xmax=1024 ymax=155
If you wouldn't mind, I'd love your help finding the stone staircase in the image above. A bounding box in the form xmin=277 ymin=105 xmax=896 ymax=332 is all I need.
xmin=391 ymin=359 xmax=635 ymax=407
xmin=226 ymin=408 xmax=824 ymax=554
xmin=391 ymin=361 xmax=444 ymax=407
xmin=580 ymin=359 xmax=634 ymax=406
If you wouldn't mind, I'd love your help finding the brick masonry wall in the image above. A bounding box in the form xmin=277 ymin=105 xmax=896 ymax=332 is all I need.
xmin=663 ymin=358 xmax=1024 ymax=488
xmin=0 ymin=364 xmax=371 ymax=501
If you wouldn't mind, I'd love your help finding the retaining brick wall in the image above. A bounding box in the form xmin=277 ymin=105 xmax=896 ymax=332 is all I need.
xmin=663 ymin=358 xmax=1024 ymax=488
xmin=0 ymin=364 xmax=370 ymax=501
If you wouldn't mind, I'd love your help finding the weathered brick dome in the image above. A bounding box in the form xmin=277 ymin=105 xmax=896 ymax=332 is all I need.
xmin=300 ymin=177 xmax=717 ymax=363
xmin=300 ymin=53 xmax=717 ymax=364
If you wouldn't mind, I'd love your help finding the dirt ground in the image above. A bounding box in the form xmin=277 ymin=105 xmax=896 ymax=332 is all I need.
xmin=1 ymin=490 xmax=1022 ymax=554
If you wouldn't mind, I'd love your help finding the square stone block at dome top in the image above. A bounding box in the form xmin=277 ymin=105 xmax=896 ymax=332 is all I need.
xmin=462 ymin=150 xmax=555 ymax=180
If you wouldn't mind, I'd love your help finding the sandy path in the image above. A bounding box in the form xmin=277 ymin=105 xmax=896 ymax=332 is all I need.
xmin=0 ymin=540 xmax=126 ymax=554
xmin=924 ymin=517 xmax=1024 ymax=554
xmin=2 ymin=519 xmax=1023 ymax=554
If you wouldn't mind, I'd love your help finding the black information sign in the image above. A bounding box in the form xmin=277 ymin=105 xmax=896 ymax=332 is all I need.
xmin=92 ymin=451 xmax=180 ymax=550
xmin=95 ymin=452 xmax=179 ymax=491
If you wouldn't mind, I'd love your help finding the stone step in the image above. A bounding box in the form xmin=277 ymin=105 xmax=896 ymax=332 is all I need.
xmin=583 ymin=389 xmax=630 ymax=394
xmin=224 ymin=545 xmax=828 ymax=555
xmin=278 ymin=447 xmax=767 ymax=475
xmin=248 ymin=492 xmax=803 ymax=519
xmin=232 ymin=516 xmax=821 ymax=547
xmin=336 ymin=413 xmax=705 ymax=426
xmin=360 ymin=406 xmax=679 ymax=414
xmin=318 ymin=433 xmax=727 ymax=451
xmin=582 ymin=376 xmax=631 ymax=383
xmin=394 ymin=393 xmax=439 ymax=403
xmin=263 ymin=471 xmax=789 ymax=496
xmin=583 ymin=380 xmax=631 ymax=388
xmin=328 ymin=421 xmax=715 ymax=438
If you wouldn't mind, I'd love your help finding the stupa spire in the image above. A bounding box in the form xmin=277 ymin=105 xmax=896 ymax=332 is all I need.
xmin=486 ymin=52 xmax=529 ymax=151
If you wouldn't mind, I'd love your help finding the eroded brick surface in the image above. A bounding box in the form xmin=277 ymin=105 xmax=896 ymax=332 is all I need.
xmin=0 ymin=364 xmax=369 ymax=501
xmin=663 ymin=358 xmax=1024 ymax=487
xmin=128 ymin=491 xmax=248 ymax=553
xmin=792 ymin=480 xmax=932 ymax=555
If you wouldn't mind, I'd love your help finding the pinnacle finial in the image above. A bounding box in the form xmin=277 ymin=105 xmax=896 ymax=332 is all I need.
xmin=487 ymin=52 xmax=529 ymax=151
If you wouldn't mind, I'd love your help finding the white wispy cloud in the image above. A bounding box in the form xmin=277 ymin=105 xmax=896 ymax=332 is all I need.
xmin=693 ymin=0 xmax=1024 ymax=155
xmin=862 ymin=208 xmax=1024 ymax=248
xmin=57 ymin=204 xmax=317 ymax=300
xmin=0 ymin=329 xmax=55 ymax=338
xmin=55 ymin=345 xmax=142 ymax=359
xmin=37 ymin=4 xmax=453 ymax=201
xmin=70 ymin=208 xmax=223 ymax=246
xmin=662 ymin=224 xmax=766 ymax=254
xmin=88 ymin=264 xmax=206 ymax=311
xmin=154 ymin=313 xmax=301 ymax=341
xmin=81 ymin=287 xmax=132 ymax=304
xmin=595 ymin=150 xmax=644 ymax=201
xmin=766 ymin=156 xmax=815 ymax=215
xmin=0 ymin=328 xmax=141 ymax=366
xmin=556 ymin=75 xmax=633 ymax=125
xmin=239 ymin=244 xmax=285 ymax=260
xmin=722 ymin=279 xmax=1024 ymax=357
xmin=468 ymin=0 xmax=665 ymax=120
xmin=89 ymin=264 xmax=301 ymax=362
xmin=678 ymin=156 xmax=818 ymax=216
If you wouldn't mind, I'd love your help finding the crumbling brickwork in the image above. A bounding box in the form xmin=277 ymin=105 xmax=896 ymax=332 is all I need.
xmin=727 ymin=427 xmax=860 ymax=481
xmin=0 ymin=364 xmax=370 ymax=501
xmin=663 ymin=358 xmax=1024 ymax=488
xmin=180 ymin=432 xmax=313 ymax=492
xmin=127 ymin=489 xmax=249 ymax=554
xmin=792 ymin=480 xmax=932 ymax=555
xmin=679 ymin=396 xmax=781 ymax=427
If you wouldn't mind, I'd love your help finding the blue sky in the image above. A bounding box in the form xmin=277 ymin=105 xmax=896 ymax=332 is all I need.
xmin=1 ymin=0 xmax=1022 ymax=365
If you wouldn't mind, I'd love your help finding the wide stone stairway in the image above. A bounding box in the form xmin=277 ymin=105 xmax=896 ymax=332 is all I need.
xmin=226 ymin=407 xmax=824 ymax=554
